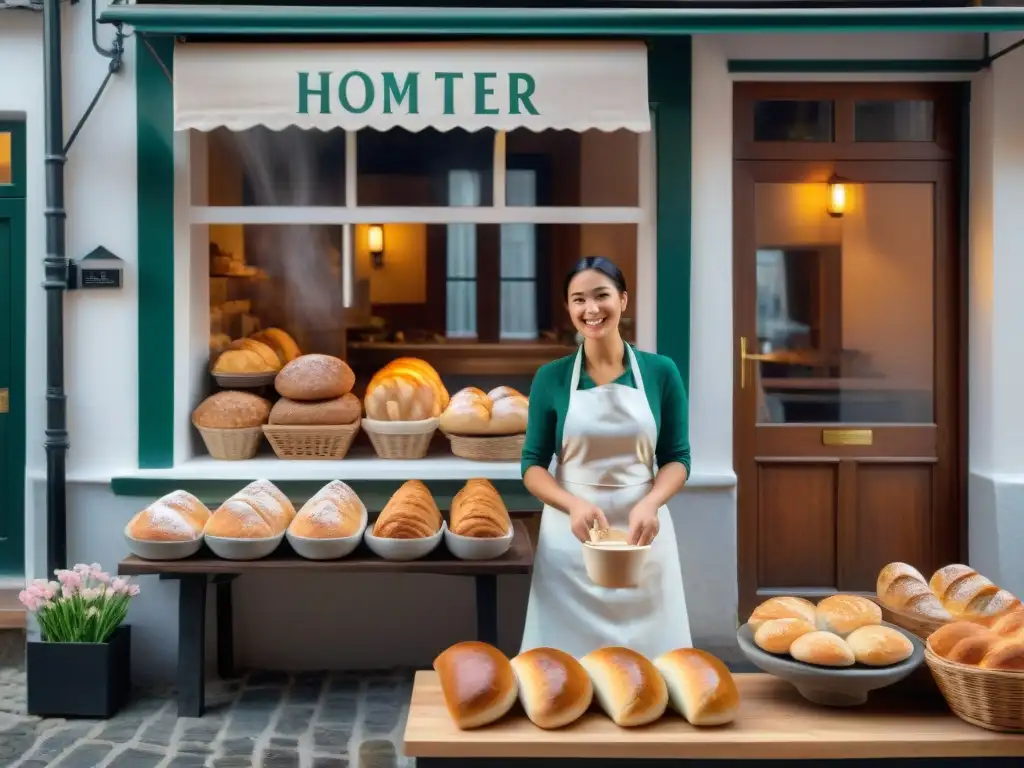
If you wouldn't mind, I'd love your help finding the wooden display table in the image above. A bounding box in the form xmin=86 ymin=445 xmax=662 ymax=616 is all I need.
xmin=118 ymin=520 xmax=533 ymax=717
xmin=404 ymin=671 xmax=1024 ymax=766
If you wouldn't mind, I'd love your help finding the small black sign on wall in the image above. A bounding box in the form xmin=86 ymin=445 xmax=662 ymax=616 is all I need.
xmin=69 ymin=246 xmax=124 ymax=290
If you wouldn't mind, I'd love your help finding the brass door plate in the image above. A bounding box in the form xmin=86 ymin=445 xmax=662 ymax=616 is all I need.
xmin=0 ymin=389 xmax=8 ymax=414
xmin=822 ymin=428 xmax=872 ymax=446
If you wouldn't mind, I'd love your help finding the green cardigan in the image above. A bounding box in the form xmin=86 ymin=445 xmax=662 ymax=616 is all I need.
xmin=520 ymin=346 xmax=691 ymax=477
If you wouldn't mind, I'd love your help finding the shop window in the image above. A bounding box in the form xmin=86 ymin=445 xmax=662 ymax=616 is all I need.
xmin=753 ymin=100 xmax=834 ymax=143
xmin=853 ymin=100 xmax=935 ymax=143
xmin=0 ymin=132 xmax=10 ymax=185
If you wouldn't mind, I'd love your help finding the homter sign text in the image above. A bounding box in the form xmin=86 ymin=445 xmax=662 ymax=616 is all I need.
xmin=297 ymin=71 xmax=540 ymax=116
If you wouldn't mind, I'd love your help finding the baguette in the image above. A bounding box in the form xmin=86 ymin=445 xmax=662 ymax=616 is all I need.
xmin=928 ymin=564 xmax=1021 ymax=623
xmin=876 ymin=562 xmax=952 ymax=622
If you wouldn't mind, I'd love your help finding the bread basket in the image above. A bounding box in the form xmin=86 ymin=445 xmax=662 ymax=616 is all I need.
xmin=872 ymin=599 xmax=948 ymax=641
xmin=926 ymin=647 xmax=1024 ymax=732
xmin=263 ymin=421 xmax=361 ymax=460
xmin=195 ymin=425 xmax=264 ymax=460
xmin=361 ymin=417 xmax=439 ymax=460
xmin=446 ymin=433 xmax=525 ymax=461
xmin=211 ymin=371 xmax=278 ymax=389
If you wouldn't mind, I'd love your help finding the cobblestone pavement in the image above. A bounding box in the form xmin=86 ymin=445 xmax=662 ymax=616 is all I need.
xmin=0 ymin=633 xmax=414 ymax=768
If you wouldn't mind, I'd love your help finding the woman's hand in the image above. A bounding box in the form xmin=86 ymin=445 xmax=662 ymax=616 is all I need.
xmin=628 ymin=499 xmax=660 ymax=546
xmin=568 ymin=498 xmax=610 ymax=543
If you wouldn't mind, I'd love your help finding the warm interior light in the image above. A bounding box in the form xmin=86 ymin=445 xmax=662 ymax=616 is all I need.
xmin=367 ymin=224 xmax=384 ymax=268
xmin=827 ymin=177 xmax=847 ymax=218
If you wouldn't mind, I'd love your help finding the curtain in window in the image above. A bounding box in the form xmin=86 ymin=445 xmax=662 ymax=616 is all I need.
xmin=446 ymin=171 xmax=481 ymax=338
xmin=500 ymin=170 xmax=538 ymax=340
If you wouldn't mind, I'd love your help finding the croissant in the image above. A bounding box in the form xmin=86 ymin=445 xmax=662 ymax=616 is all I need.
xmin=372 ymin=480 xmax=443 ymax=539
xmin=449 ymin=479 xmax=510 ymax=538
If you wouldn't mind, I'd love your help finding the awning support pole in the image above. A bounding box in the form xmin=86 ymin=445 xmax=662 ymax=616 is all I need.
xmin=42 ymin=0 xmax=69 ymax=577
xmin=982 ymin=34 xmax=1024 ymax=67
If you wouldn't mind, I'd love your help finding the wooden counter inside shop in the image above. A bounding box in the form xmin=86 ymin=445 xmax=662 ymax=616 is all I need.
xmin=404 ymin=672 xmax=1024 ymax=761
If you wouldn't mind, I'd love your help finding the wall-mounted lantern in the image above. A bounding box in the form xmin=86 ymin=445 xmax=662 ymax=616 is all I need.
xmin=368 ymin=225 xmax=385 ymax=268
xmin=826 ymin=175 xmax=847 ymax=219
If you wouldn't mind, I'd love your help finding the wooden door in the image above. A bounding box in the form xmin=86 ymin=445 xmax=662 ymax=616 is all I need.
xmin=0 ymin=121 xmax=25 ymax=575
xmin=733 ymin=84 xmax=962 ymax=616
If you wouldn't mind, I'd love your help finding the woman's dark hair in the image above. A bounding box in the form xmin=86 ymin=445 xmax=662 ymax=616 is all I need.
xmin=563 ymin=256 xmax=628 ymax=298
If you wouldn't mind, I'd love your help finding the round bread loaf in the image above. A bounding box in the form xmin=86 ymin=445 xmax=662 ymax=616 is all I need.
xmin=269 ymin=393 xmax=361 ymax=425
xmin=192 ymin=391 xmax=270 ymax=429
xmin=275 ymin=354 xmax=355 ymax=401
xmin=845 ymin=625 xmax=914 ymax=666
xmin=815 ymin=594 xmax=882 ymax=637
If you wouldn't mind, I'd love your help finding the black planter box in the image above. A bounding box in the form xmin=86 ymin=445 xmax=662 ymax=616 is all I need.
xmin=27 ymin=625 xmax=131 ymax=718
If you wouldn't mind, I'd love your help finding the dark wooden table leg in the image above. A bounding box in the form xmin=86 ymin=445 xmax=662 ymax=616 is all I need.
xmin=214 ymin=575 xmax=236 ymax=679
xmin=177 ymin=574 xmax=207 ymax=717
xmin=475 ymin=574 xmax=498 ymax=646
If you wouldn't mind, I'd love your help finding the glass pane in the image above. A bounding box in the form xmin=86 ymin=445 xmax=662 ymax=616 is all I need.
xmin=753 ymin=101 xmax=834 ymax=142
xmin=446 ymin=280 xmax=477 ymax=338
xmin=506 ymin=129 xmax=638 ymax=207
xmin=753 ymin=182 xmax=934 ymax=424
xmin=206 ymin=127 xmax=346 ymax=206
xmin=0 ymin=132 xmax=10 ymax=184
xmin=854 ymin=100 xmax=935 ymax=142
xmin=358 ymin=128 xmax=493 ymax=206
xmin=501 ymin=281 xmax=538 ymax=340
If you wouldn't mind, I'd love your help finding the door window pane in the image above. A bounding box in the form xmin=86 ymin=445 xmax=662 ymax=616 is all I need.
xmin=753 ymin=101 xmax=834 ymax=142
xmin=854 ymin=100 xmax=935 ymax=142
xmin=0 ymin=132 xmax=11 ymax=184
xmin=752 ymin=182 xmax=934 ymax=424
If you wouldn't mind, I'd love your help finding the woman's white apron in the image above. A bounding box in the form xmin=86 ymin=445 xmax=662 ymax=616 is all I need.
xmin=519 ymin=345 xmax=692 ymax=659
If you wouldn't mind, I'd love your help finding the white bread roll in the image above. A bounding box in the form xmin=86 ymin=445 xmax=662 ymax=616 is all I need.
xmin=748 ymin=596 xmax=816 ymax=630
xmin=654 ymin=648 xmax=739 ymax=726
xmin=489 ymin=394 xmax=528 ymax=434
xmin=126 ymin=491 xmax=211 ymax=542
xmin=790 ymin=631 xmax=856 ymax=667
xmin=815 ymin=594 xmax=882 ymax=637
xmin=753 ymin=618 xmax=816 ymax=655
xmin=511 ymin=647 xmax=593 ymax=729
xmin=434 ymin=641 xmax=518 ymax=729
xmin=288 ymin=481 xmax=364 ymax=539
xmin=579 ymin=647 xmax=667 ymax=727
xmin=205 ymin=480 xmax=296 ymax=539
xmin=439 ymin=386 xmax=528 ymax=436
xmin=845 ymin=625 xmax=914 ymax=666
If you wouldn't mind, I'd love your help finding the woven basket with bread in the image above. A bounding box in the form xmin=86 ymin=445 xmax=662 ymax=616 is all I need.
xmin=210 ymin=328 xmax=301 ymax=388
xmin=440 ymin=386 xmax=528 ymax=461
xmin=263 ymin=354 xmax=361 ymax=460
xmin=192 ymin=390 xmax=270 ymax=460
xmin=362 ymin=358 xmax=448 ymax=459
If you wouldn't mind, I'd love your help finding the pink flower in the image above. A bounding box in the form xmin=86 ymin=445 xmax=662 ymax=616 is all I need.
xmin=61 ymin=584 xmax=75 ymax=599
xmin=127 ymin=584 xmax=141 ymax=597
xmin=94 ymin=571 xmax=111 ymax=585
xmin=73 ymin=563 xmax=92 ymax=576
xmin=18 ymin=590 xmax=39 ymax=611
xmin=56 ymin=570 xmax=82 ymax=590
xmin=111 ymin=578 xmax=129 ymax=594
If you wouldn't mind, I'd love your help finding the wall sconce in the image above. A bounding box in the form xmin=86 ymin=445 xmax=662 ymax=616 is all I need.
xmin=367 ymin=224 xmax=384 ymax=268
xmin=826 ymin=175 xmax=847 ymax=219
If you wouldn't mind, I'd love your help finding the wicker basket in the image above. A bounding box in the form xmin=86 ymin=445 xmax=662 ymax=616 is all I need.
xmin=875 ymin=600 xmax=948 ymax=641
xmin=362 ymin=417 xmax=439 ymax=460
xmin=447 ymin=433 xmax=525 ymax=461
xmin=926 ymin=647 xmax=1024 ymax=732
xmin=211 ymin=371 xmax=278 ymax=389
xmin=263 ymin=421 xmax=361 ymax=460
xmin=195 ymin=425 xmax=263 ymax=460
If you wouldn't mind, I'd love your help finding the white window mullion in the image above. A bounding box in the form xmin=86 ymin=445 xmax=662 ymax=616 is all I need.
xmin=493 ymin=130 xmax=507 ymax=209
xmin=191 ymin=206 xmax=644 ymax=226
xmin=342 ymin=130 xmax=357 ymax=308
xmin=636 ymin=116 xmax=657 ymax=353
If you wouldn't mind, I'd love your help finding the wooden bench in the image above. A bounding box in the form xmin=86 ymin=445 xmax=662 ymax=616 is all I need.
xmin=404 ymin=671 xmax=1024 ymax=766
xmin=118 ymin=519 xmax=533 ymax=717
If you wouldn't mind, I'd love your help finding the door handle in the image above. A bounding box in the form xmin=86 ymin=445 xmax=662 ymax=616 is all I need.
xmin=739 ymin=337 xmax=771 ymax=389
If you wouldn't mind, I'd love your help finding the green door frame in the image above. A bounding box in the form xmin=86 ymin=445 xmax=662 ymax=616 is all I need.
xmin=0 ymin=119 xmax=26 ymax=574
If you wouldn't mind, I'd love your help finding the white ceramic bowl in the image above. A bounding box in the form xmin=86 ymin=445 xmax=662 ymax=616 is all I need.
xmin=364 ymin=522 xmax=445 ymax=561
xmin=444 ymin=525 xmax=514 ymax=561
xmin=286 ymin=509 xmax=368 ymax=561
xmin=205 ymin=533 xmax=284 ymax=561
xmin=123 ymin=531 xmax=203 ymax=561
xmin=582 ymin=539 xmax=651 ymax=588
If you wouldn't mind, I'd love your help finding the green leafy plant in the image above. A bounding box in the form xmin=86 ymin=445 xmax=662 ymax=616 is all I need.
xmin=19 ymin=563 xmax=141 ymax=643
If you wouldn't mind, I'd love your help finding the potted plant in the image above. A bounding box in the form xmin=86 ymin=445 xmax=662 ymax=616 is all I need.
xmin=20 ymin=563 xmax=139 ymax=718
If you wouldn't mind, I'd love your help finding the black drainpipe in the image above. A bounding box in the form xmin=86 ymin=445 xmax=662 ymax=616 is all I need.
xmin=42 ymin=0 xmax=69 ymax=576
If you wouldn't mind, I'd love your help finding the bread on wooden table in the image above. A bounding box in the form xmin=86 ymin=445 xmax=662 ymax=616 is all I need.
xmin=249 ymin=328 xmax=301 ymax=365
xmin=269 ymin=393 xmax=361 ymax=426
xmin=275 ymin=354 xmax=355 ymax=401
xmin=126 ymin=491 xmax=211 ymax=542
xmin=205 ymin=480 xmax=295 ymax=539
xmin=511 ymin=647 xmax=593 ymax=729
xmin=192 ymin=391 xmax=270 ymax=429
xmin=845 ymin=625 xmax=914 ymax=666
xmin=288 ymin=481 xmax=364 ymax=539
xmin=929 ymin=564 xmax=1022 ymax=623
xmin=789 ymin=631 xmax=856 ymax=667
xmin=876 ymin=562 xmax=953 ymax=622
xmin=654 ymin=648 xmax=739 ymax=726
xmin=365 ymin=358 xmax=448 ymax=422
xmin=579 ymin=647 xmax=668 ymax=727
xmin=748 ymin=596 xmax=817 ymax=630
xmin=439 ymin=386 xmax=529 ymax=436
xmin=815 ymin=594 xmax=882 ymax=637
xmin=449 ymin=479 xmax=511 ymax=538
xmin=433 ymin=641 xmax=518 ymax=729
xmin=372 ymin=480 xmax=443 ymax=539
xmin=753 ymin=618 xmax=816 ymax=654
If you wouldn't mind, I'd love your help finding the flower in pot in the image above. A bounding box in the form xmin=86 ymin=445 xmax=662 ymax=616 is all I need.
xmin=20 ymin=563 xmax=140 ymax=718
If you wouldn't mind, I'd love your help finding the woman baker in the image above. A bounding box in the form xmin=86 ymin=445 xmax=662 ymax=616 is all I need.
xmin=519 ymin=256 xmax=692 ymax=659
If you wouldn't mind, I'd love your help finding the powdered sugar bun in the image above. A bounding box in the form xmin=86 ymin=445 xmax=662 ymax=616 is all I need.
xmin=289 ymin=481 xmax=365 ymax=539
xmin=126 ymin=490 xmax=211 ymax=542
xmin=487 ymin=386 xmax=523 ymax=402
xmin=206 ymin=480 xmax=295 ymax=539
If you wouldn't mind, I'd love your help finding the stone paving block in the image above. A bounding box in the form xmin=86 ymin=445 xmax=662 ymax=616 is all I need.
xmin=312 ymin=724 xmax=352 ymax=752
xmin=52 ymin=741 xmax=114 ymax=767
xmin=165 ymin=756 xmax=208 ymax=768
xmin=311 ymin=759 xmax=348 ymax=768
xmin=105 ymin=746 xmax=165 ymax=768
xmin=359 ymin=739 xmax=398 ymax=768
xmin=275 ymin=704 xmax=315 ymax=736
xmin=260 ymin=747 xmax=301 ymax=768
xmin=138 ymin=713 xmax=178 ymax=747
xmin=27 ymin=724 xmax=93 ymax=763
